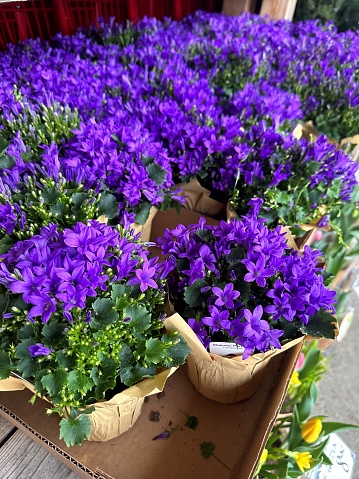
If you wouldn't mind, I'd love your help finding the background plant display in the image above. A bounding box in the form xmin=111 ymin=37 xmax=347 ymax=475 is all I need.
xmin=254 ymin=341 xmax=359 ymax=478
xmin=0 ymin=221 xmax=190 ymax=446
xmin=1 ymin=7 xmax=359 ymax=459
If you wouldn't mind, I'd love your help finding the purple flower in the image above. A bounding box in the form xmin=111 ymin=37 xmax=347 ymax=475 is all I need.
xmin=29 ymin=343 xmax=52 ymax=357
xmin=202 ymin=306 xmax=231 ymax=333
xmin=127 ymin=260 xmax=158 ymax=292
xmin=242 ymin=255 xmax=275 ymax=287
xmin=212 ymin=283 xmax=240 ymax=309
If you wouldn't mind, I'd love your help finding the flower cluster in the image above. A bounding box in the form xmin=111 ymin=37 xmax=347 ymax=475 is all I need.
xmin=0 ymin=221 xmax=189 ymax=445
xmin=158 ymin=210 xmax=337 ymax=359
xmin=203 ymin=125 xmax=359 ymax=229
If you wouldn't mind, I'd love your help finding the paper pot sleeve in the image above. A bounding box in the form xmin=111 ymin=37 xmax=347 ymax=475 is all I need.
xmin=164 ymin=313 xmax=304 ymax=404
xmin=0 ymin=367 xmax=177 ymax=442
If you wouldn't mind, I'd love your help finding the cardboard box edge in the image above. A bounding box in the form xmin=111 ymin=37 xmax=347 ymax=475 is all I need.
xmin=0 ymin=405 xmax=113 ymax=479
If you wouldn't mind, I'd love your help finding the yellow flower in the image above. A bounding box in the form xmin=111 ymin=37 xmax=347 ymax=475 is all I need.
xmin=293 ymin=451 xmax=313 ymax=472
xmin=301 ymin=417 xmax=322 ymax=443
xmin=259 ymin=448 xmax=268 ymax=463
xmin=290 ymin=371 xmax=302 ymax=386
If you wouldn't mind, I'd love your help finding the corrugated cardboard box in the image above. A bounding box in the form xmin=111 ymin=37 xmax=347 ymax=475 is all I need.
xmin=0 ymin=347 xmax=301 ymax=479
xmin=0 ymin=207 xmax=303 ymax=478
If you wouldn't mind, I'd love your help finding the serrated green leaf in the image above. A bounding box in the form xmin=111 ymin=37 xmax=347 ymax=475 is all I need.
xmin=185 ymin=415 xmax=198 ymax=430
xmin=119 ymin=344 xmax=134 ymax=368
xmin=200 ymin=441 xmax=215 ymax=459
xmin=300 ymin=309 xmax=337 ymax=339
xmin=144 ymin=338 xmax=167 ymax=364
xmin=0 ymin=235 xmax=14 ymax=254
xmin=124 ymin=304 xmax=151 ymax=332
xmin=0 ymin=154 xmax=15 ymax=169
xmin=42 ymin=369 xmax=68 ymax=396
xmin=184 ymin=279 xmax=208 ymax=308
xmin=134 ymin=202 xmax=152 ymax=225
xmin=0 ymin=351 xmax=13 ymax=379
xmin=71 ymin=192 xmax=89 ymax=207
xmin=50 ymin=203 xmax=67 ymax=220
xmin=42 ymin=321 xmax=67 ymax=346
xmin=120 ymin=364 xmax=156 ymax=387
xmin=92 ymin=298 xmax=119 ymax=327
xmin=165 ymin=335 xmax=190 ymax=366
xmin=59 ymin=414 xmax=92 ymax=446
xmin=67 ymin=370 xmax=92 ymax=394
xmin=111 ymin=283 xmax=126 ymax=301
xmin=98 ymin=192 xmax=118 ymax=219
xmin=17 ymin=323 xmax=36 ymax=341
xmin=147 ymin=163 xmax=167 ymax=185
xmin=41 ymin=187 xmax=60 ymax=205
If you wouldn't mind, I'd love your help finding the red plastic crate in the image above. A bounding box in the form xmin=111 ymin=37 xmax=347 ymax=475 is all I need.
xmin=0 ymin=0 xmax=58 ymax=49
xmin=0 ymin=0 xmax=221 ymax=50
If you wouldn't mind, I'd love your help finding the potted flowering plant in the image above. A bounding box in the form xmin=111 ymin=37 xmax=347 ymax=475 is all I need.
xmin=0 ymin=221 xmax=190 ymax=446
xmin=158 ymin=202 xmax=337 ymax=403
xmin=195 ymin=125 xmax=359 ymax=243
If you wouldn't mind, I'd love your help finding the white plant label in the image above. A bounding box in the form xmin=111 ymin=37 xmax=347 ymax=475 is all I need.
xmin=209 ymin=342 xmax=244 ymax=356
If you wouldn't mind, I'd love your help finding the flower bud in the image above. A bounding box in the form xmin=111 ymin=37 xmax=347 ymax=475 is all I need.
xmin=301 ymin=417 xmax=322 ymax=443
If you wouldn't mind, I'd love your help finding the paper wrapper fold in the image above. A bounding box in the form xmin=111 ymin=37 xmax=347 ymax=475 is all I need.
xmin=175 ymin=178 xmax=226 ymax=219
xmin=164 ymin=313 xmax=304 ymax=404
xmin=130 ymin=206 xmax=158 ymax=242
xmin=0 ymin=367 xmax=176 ymax=442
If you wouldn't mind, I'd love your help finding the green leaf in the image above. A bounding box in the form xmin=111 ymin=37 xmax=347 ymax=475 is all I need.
xmin=41 ymin=369 xmax=68 ymax=396
xmin=92 ymin=298 xmax=119 ymax=327
xmin=134 ymin=202 xmax=152 ymax=225
xmin=98 ymin=192 xmax=118 ymax=219
xmin=42 ymin=321 xmax=67 ymax=346
xmin=0 ymin=136 xmax=9 ymax=156
xmin=298 ymin=347 xmax=321 ymax=380
xmin=164 ymin=335 xmax=190 ymax=366
xmin=184 ymin=279 xmax=208 ymax=308
xmin=0 ymin=154 xmax=15 ymax=169
xmin=119 ymin=344 xmax=134 ymax=368
xmin=144 ymin=338 xmax=167 ymax=364
xmin=124 ymin=304 xmax=151 ymax=332
xmin=0 ymin=235 xmax=14 ymax=254
xmin=15 ymin=339 xmax=38 ymax=378
xmin=120 ymin=364 xmax=156 ymax=387
xmin=50 ymin=203 xmax=67 ymax=220
xmin=147 ymin=163 xmax=167 ymax=185
xmin=300 ymin=309 xmax=337 ymax=339
xmin=17 ymin=323 xmax=36 ymax=341
xmin=41 ymin=188 xmax=60 ymax=205
xmin=186 ymin=415 xmax=198 ymax=430
xmin=297 ymin=382 xmax=317 ymax=422
xmin=287 ymin=405 xmax=302 ymax=450
xmin=67 ymin=370 xmax=92 ymax=394
xmin=200 ymin=441 xmax=215 ymax=459
xmin=321 ymin=421 xmax=359 ymax=436
xmin=111 ymin=283 xmax=126 ymax=301
xmin=71 ymin=192 xmax=89 ymax=207
xmin=0 ymin=351 xmax=13 ymax=379
xmin=59 ymin=414 xmax=92 ymax=446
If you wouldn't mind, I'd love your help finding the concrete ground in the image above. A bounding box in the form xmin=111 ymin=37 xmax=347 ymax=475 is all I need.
xmin=312 ymin=291 xmax=359 ymax=479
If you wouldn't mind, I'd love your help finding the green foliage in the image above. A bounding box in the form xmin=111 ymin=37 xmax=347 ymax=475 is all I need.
xmin=255 ymin=342 xmax=359 ymax=478
xmin=59 ymin=414 xmax=92 ymax=447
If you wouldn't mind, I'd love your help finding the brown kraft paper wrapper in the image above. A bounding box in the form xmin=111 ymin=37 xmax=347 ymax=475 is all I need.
xmin=164 ymin=313 xmax=304 ymax=404
xmin=130 ymin=205 xmax=158 ymax=242
xmin=175 ymin=178 xmax=227 ymax=219
xmin=0 ymin=367 xmax=177 ymax=442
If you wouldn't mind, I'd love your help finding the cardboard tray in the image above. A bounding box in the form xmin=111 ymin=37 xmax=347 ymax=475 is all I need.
xmin=0 ymin=345 xmax=302 ymax=479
